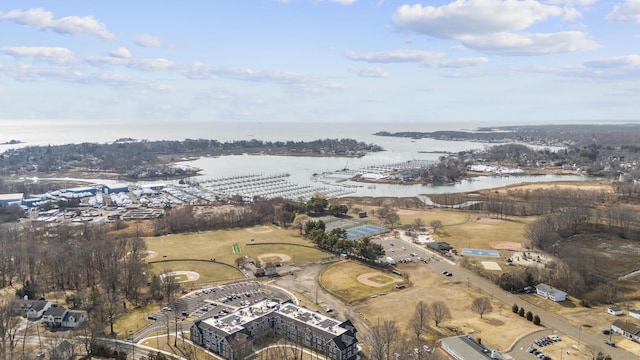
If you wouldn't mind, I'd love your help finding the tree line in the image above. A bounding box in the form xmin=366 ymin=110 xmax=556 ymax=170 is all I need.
xmin=0 ymin=138 xmax=382 ymax=176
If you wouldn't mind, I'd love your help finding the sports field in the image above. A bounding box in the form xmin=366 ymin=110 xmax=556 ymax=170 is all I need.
xmin=144 ymin=227 xmax=328 ymax=282
xmin=320 ymin=261 xmax=401 ymax=302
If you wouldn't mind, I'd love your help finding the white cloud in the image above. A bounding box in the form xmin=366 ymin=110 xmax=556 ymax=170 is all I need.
xmin=183 ymin=62 xmax=344 ymax=94
xmin=523 ymin=55 xmax=640 ymax=79
xmin=1 ymin=46 xmax=75 ymax=65
xmin=128 ymin=58 xmax=177 ymax=71
xmin=391 ymin=0 xmax=598 ymax=55
xmin=84 ymin=55 xmax=129 ymax=66
xmin=0 ymin=7 xmax=114 ymax=40
xmin=546 ymin=0 xmax=597 ymax=5
xmin=392 ymin=0 xmax=565 ymax=39
xmin=436 ymin=57 xmax=490 ymax=67
xmin=344 ymin=49 xmax=489 ymax=67
xmin=606 ymin=0 xmax=640 ymax=22
xmin=350 ymin=67 xmax=389 ymax=78
xmin=110 ymin=47 xmax=131 ymax=59
xmin=461 ymin=31 xmax=600 ymax=55
xmin=321 ymin=0 xmax=358 ymax=4
xmin=584 ymin=55 xmax=640 ymax=69
xmin=135 ymin=33 xmax=172 ymax=48
xmin=344 ymin=49 xmax=444 ymax=63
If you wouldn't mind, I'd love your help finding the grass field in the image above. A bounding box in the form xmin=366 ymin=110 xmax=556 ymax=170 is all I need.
xmin=357 ymin=263 xmax=539 ymax=350
xmin=150 ymin=260 xmax=242 ymax=283
xmin=368 ymin=274 xmax=395 ymax=285
xmin=145 ymin=227 xmax=329 ymax=283
xmin=436 ymin=214 xmax=535 ymax=258
xmin=112 ymin=304 xmax=161 ymax=339
xmin=320 ymin=261 xmax=399 ymax=302
xmin=397 ymin=208 xmax=472 ymax=228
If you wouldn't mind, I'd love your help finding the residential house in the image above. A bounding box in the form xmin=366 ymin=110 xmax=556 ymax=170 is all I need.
xmin=191 ymin=300 xmax=359 ymax=360
xmin=611 ymin=319 xmax=640 ymax=343
xmin=535 ymin=283 xmax=567 ymax=302
xmin=43 ymin=306 xmax=67 ymax=328
xmin=24 ymin=300 xmax=54 ymax=320
xmin=62 ymin=310 xmax=87 ymax=328
xmin=43 ymin=306 xmax=88 ymax=329
xmin=630 ymin=310 xmax=640 ymax=320
xmin=608 ymin=306 xmax=623 ymax=316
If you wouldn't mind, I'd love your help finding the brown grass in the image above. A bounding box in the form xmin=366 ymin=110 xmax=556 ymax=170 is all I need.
xmin=356 ymin=263 xmax=539 ymax=350
xmin=368 ymin=274 xmax=395 ymax=285
xmin=320 ymin=262 xmax=399 ymax=302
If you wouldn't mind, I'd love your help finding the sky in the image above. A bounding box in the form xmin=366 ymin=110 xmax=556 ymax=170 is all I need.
xmin=0 ymin=0 xmax=639 ymax=123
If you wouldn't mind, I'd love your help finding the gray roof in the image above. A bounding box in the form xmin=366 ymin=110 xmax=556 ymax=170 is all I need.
xmin=536 ymin=283 xmax=566 ymax=296
xmin=44 ymin=306 xmax=67 ymax=317
xmin=440 ymin=335 xmax=505 ymax=360
xmin=613 ymin=319 xmax=640 ymax=335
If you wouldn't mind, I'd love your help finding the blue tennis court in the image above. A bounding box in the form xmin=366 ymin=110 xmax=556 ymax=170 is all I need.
xmin=461 ymin=248 xmax=500 ymax=257
xmin=346 ymin=225 xmax=387 ymax=239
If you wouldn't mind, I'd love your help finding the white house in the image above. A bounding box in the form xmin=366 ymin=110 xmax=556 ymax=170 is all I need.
xmin=630 ymin=310 xmax=640 ymax=320
xmin=612 ymin=319 xmax=640 ymax=343
xmin=25 ymin=300 xmax=54 ymax=320
xmin=62 ymin=310 xmax=88 ymax=328
xmin=608 ymin=306 xmax=623 ymax=316
xmin=535 ymin=283 xmax=567 ymax=302
xmin=43 ymin=306 xmax=88 ymax=329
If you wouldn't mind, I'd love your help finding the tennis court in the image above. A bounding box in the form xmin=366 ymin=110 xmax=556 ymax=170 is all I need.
xmin=315 ymin=215 xmax=389 ymax=239
xmin=461 ymin=248 xmax=500 ymax=257
xmin=346 ymin=224 xmax=387 ymax=239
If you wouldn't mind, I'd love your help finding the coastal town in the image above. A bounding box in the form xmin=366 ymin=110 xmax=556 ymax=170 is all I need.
xmin=1 ymin=124 xmax=640 ymax=360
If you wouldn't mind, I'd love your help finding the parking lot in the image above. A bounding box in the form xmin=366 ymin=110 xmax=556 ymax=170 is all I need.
xmin=146 ymin=281 xmax=291 ymax=322
xmin=373 ymin=235 xmax=434 ymax=264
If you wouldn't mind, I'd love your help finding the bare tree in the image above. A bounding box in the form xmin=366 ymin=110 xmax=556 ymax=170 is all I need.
xmin=429 ymin=220 xmax=443 ymax=234
xmin=377 ymin=205 xmax=401 ymax=229
xmin=382 ymin=320 xmax=399 ymax=360
xmin=0 ymin=297 xmax=22 ymax=360
xmin=411 ymin=301 xmax=430 ymax=340
xmin=160 ymin=269 xmax=181 ymax=305
xmin=471 ymin=297 xmax=493 ymax=319
xmin=430 ymin=301 xmax=451 ymax=327
xmin=367 ymin=324 xmax=386 ymax=360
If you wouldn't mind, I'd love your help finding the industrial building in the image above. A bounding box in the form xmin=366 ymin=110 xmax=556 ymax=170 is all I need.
xmin=102 ymin=183 xmax=129 ymax=194
xmin=0 ymin=193 xmax=24 ymax=206
xmin=190 ymin=300 xmax=359 ymax=360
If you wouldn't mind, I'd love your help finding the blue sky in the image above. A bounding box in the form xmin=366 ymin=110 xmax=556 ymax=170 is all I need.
xmin=0 ymin=0 xmax=639 ymax=123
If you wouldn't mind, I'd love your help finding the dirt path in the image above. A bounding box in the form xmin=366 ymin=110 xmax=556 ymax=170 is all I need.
xmin=160 ymin=270 xmax=200 ymax=282
xmin=257 ymin=253 xmax=292 ymax=263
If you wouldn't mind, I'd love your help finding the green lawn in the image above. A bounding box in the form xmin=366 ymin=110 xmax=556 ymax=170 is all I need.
xmin=112 ymin=304 xmax=160 ymax=339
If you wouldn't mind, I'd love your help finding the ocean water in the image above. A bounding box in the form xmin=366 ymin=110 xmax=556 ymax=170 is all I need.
xmin=0 ymin=120 xmax=593 ymax=195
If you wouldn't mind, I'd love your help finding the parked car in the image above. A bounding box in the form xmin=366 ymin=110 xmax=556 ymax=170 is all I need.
xmin=605 ymin=340 xmax=616 ymax=347
xmin=602 ymin=329 xmax=611 ymax=335
xmin=147 ymin=315 xmax=157 ymax=320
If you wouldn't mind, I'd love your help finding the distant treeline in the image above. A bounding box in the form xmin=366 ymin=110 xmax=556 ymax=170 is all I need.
xmin=0 ymin=138 xmax=382 ymax=178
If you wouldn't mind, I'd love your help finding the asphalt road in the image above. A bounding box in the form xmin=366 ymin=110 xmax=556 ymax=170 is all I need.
xmin=426 ymin=257 xmax=637 ymax=360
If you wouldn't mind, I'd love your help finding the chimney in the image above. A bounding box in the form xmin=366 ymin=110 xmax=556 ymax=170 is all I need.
xmin=477 ymin=338 xmax=482 ymax=344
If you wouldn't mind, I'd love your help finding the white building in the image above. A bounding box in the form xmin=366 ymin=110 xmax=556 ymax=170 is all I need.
xmin=535 ymin=283 xmax=567 ymax=302
xmin=608 ymin=306 xmax=623 ymax=316
xmin=190 ymin=300 xmax=359 ymax=360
